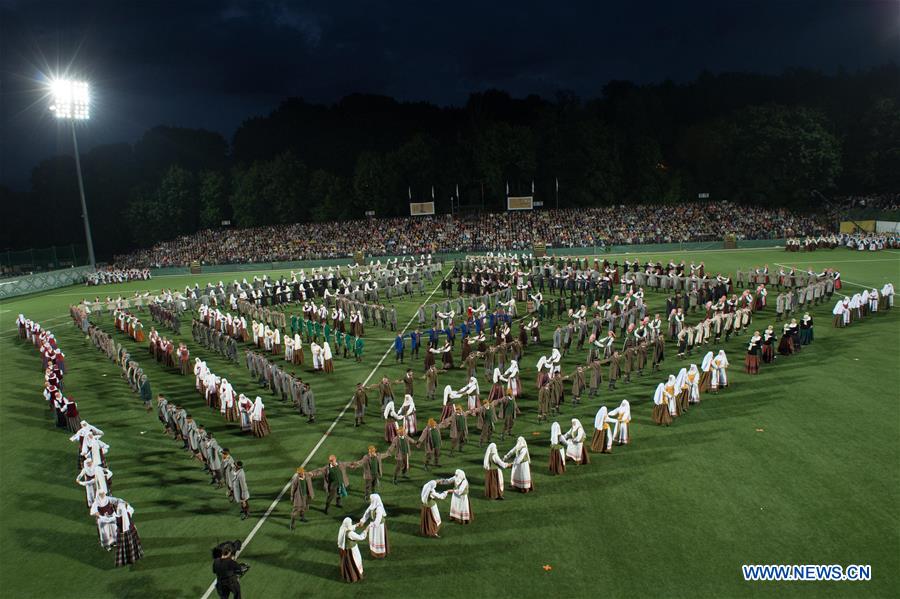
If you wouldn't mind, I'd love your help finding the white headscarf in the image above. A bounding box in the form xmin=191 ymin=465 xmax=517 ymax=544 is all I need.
xmin=366 ymin=493 xmax=386 ymax=521
xmin=717 ymin=350 xmax=729 ymax=367
xmin=401 ymin=394 xmax=415 ymax=412
xmin=454 ymin=469 xmax=467 ymax=486
xmin=420 ymin=480 xmax=438 ymax=504
xmin=653 ymin=382 xmax=666 ymax=405
xmin=513 ymin=436 xmax=529 ymax=461
xmin=337 ymin=517 xmax=354 ymax=548
xmin=482 ymin=442 xmax=499 ymax=469
xmin=116 ymin=500 xmax=133 ymax=530
xmin=701 ymin=351 xmax=714 ymax=371
xmin=611 ymin=399 xmax=631 ymax=421
xmin=594 ymin=406 xmax=609 ymax=429
xmin=442 ymin=385 xmax=457 ymax=406
xmin=570 ymin=418 xmax=585 ymax=440
xmin=383 ymin=400 xmax=397 ymax=419
xmin=251 ymin=397 xmax=265 ymax=420
xmin=550 ymin=421 xmax=562 ymax=444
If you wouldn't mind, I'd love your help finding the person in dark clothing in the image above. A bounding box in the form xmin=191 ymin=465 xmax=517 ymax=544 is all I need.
xmin=213 ymin=547 xmax=244 ymax=598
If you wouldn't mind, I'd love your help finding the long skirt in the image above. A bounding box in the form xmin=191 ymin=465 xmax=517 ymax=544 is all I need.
xmin=652 ymin=404 xmax=672 ymax=426
xmin=450 ymin=493 xmax=473 ymax=522
xmin=384 ymin=420 xmax=398 ymax=443
xmin=424 ymin=352 xmax=435 ymax=370
xmin=368 ymin=523 xmax=389 ymax=558
xmin=419 ymin=505 xmax=441 ymax=537
xmin=251 ymin=415 xmax=271 ymax=437
xmin=745 ymin=354 xmax=760 ymax=374
xmin=295 ymin=348 xmax=304 ymax=365
xmin=484 ymin=469 xmax=504 ymax=499
xmin=488 ymin=383 xmax=504 ymax=403
xmin=777 ymin=336 xmax=793 ymax=356
xmin=115 ymin=527 xmax=144 ymax=566
xmin=510 ymin=462 xmax=533 ymax=491
xmin=339 ymin=547 xmax=363 ymax=582
xmin=678 ymin=389 xmax=691 ymax=413
xmin=591 ymin=428 xmax=611 ymax=453
xmin=698 ymin=370 xmax=712 ymax=393
xmin=761 ymin=344 xmax=775 ymax=363
xmin=549 ymin=448 xmax=566 ymax=475
xmin=324 ymin=359 xmax=334 ymax=373
xmin=440 ymin=403 xmax=454 ymax=421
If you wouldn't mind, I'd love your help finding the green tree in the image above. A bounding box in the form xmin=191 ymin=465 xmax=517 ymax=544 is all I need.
xmin=198 ymin=170 xmax=231 ymax=228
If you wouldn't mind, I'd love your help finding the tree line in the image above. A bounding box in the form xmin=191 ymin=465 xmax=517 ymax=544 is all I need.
xmin=3 ymin=65 xmax=898 ymax=258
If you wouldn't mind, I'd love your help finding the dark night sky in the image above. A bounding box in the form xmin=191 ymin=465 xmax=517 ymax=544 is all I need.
xmin=1 ymin=0 xmax=898 ymax=190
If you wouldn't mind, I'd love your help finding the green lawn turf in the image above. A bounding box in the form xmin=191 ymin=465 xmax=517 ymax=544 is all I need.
xmin=1 ymin=247 xmax=899 ymax=598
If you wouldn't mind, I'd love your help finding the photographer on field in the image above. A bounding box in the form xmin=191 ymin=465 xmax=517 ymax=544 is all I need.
xmin=212 ymin=541 xmax=249 ymax=598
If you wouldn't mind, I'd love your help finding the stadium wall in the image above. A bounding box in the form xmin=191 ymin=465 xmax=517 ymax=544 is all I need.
xmin=0 ymin=266 xmax=93 ymax=300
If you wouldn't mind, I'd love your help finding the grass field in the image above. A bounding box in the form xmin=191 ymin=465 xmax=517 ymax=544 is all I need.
xmin=1 ymin=246 xmax=898 ymax=599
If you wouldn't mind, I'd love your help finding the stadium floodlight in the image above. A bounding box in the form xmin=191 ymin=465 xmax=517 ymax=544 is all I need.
xmin=48 ymin=78 xmax=96 ymax=267
xmin=49 ymin=79 xmax=90 ymax=120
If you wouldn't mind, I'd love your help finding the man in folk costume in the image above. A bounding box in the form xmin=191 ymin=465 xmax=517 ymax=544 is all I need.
xmin=419 ymin=480 xmax=449 ymax=538
xmin=251 ymin=396 xmax=271 ymax=437
xmin=90 ymin=491 xmax=119 ymax=550
xmin=358 ymin=493 xmax=389 ymax=559
xmin=416 ymin=418 xmax=442 ymax=469
xmin=563 ymin=418 xmax=590 ymax=464
xmin=353 ymin=382 xmax=368 ymax=427
xmin=221 ymin=449 xmax=236 ymax=501
xmin=338 ymin=517 xmax=368 ymax=582
xmin=353 ymin=445 xmax=385 ymax=500
xmin=289 ymin=467 xmax=315 ymax=529
xmin=503 ymin=437 xmax=533 ymax=492
xmin=608 ymin=399 xmax=631 ymax=445
xmin=387 ymin=426 xmax=413 ymax=483
xmin=591 ymin=406 xmax=614 ymax=453
xmin=114 ymin=500 xmax=143 ymax=567
xmin=482 ymin=442 xmax=509 ymax=499
xmin=231 ymin=460 xmax=251 ymax=519
xmin=446 ymin=403 xmax=470 ymax=454
xmin=549 ymin=421 xmax=567 ymax=475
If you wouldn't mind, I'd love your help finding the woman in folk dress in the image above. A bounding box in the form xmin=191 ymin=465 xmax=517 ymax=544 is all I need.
xmin=447 ymin=469 xmax=473 ymax=522
xmin=699 ymin=351 xmax=714 ymax=393
xmin=382 ymin=400 xmax=401 ymax=443
xmin=549 ymin=421 xmax=567 ymax=475
xmin=608 ymin=399 xmax=631 ymax=445
xmin=338 ymin=517 xmax=368 ymax=582
xmin=358 ymin=494 xmax=389 ymax=559
xmin=323 ymin=341 xmax=334 ymax=373
xmin=419 ymin=480 xmax=449 ymax=537
xmin=90 ymin=491 xmax=118 ymax=550
xmin=75 ymin=458 xmax=112 ymax=507
xmin=651 ymin=382 xmax=672 ymax=426
xmin=564 ymin=419 xmax=590 ymax=465
xmin=250 ymin=396 xmax=270 ymax=437
xmin=591 ymin=406 xmax=613 ymax=453
xmin=114 ymin=500 xmax=144 ymax=567
xmin=482 ymin=442 xmax=509 ymax=499
xmin=503 ymin=437 xmax=533 ymax=492
xmin=398 ymin=394 xmax=417 ymax=435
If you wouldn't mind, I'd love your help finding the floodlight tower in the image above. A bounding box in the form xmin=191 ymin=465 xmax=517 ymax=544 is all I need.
xmin=49 ymin=79 xmax=96 ymax=268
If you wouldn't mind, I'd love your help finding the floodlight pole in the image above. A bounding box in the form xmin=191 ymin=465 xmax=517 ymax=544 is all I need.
xmin=69 ymin=121 xmax=96 ymax=268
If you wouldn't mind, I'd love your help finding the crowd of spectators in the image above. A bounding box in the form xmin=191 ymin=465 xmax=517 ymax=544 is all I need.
xmin=113 ymin=201 xmax=829 ymax=268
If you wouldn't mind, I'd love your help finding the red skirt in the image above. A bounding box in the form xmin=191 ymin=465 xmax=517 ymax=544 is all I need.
xmin=745 ymin=354 xmax=760 ymax=374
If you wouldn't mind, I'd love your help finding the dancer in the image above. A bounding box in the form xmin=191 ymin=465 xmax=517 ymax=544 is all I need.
xmin=549 ymin=421 xmax=567 ymax=475
xmin=482 ymin=442 xmax=509 ymax=499
xmin=419 ymin=480 xmax=449 ymax=537
xmin=337 ymin=517 xmax=367 ymax=583
xmin=358 ymin=494 xmax=389 ymax=559
xmin=503 ymin=436 xmax=533 ymax=492
xmin=447 ymin=469 xmax=473 ymax=523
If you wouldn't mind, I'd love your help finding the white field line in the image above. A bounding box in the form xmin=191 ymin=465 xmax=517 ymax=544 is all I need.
xmin=198 ymin=269 xmax=451 ymax=599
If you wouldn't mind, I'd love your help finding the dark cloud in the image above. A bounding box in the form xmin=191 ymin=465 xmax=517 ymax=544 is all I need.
xmin=1 ymin=0 xmax=897 ymax=188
